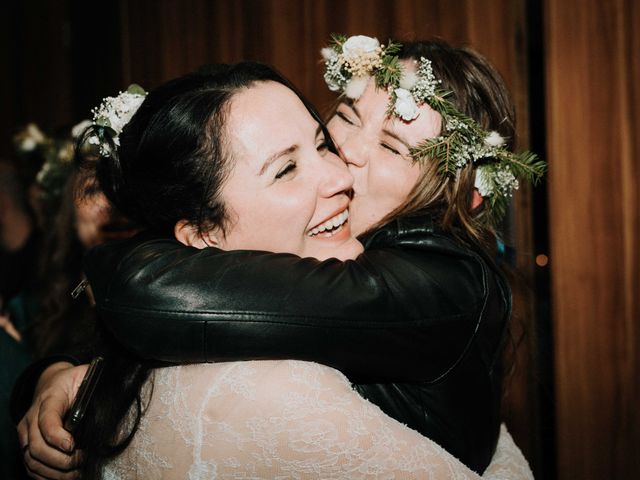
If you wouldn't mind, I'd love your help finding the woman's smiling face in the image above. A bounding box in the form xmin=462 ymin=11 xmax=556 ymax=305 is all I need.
xmin=212 ymin=81 xmax=363 ymax=261
xmin=327 ymin=73 xmax=442 ymax=236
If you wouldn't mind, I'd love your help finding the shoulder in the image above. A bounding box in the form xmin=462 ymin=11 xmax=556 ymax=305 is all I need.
xmin=360 ymin=214 xmax=507 ymax=313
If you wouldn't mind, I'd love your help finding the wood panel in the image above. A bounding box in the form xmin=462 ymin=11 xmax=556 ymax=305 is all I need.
xmin=545 ymin=0 xmax=640 ymax=478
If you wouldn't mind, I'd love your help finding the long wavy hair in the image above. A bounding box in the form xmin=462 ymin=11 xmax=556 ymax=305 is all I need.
xmin=370 ymin=40 xmax=517 ymax=251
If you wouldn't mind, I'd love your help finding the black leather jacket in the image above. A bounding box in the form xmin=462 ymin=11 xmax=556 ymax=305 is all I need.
xmin=84 ymin=215 xmax=511 ymax=473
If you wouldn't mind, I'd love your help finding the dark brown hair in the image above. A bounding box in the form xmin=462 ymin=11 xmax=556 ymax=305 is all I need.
xmin=374 ymin=40 xmax=516 ymax=249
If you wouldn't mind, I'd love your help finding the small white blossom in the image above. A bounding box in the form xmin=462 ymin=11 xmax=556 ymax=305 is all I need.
xmin=342 ymin=35 xmax=380 ymax=61
xmin=17 ymin=123 xmax=46 ymax=152
xmin=25 ymin=123 xmax=46 ymax=142
xmin=474 ymin=167 xmax=492 ymax=197
xmin=394 ymin=88 xmax=420 ymax=121
xmin=20 ymin=137 xmax=37 ymax=152
xmin=92 ymin=91 xmax=146 ymax=135
xmin=345 ymin=76 xmax=370 ymax=99
xmin=321 ymin=47 xmax=338 ymax=61
xmin=88 ymin=136 xmax=100 ymax=145
xmin=485 ymin=131 xmax=505 ymax=147
xmin=323 ymin=54 xmax=346 ymax=92
xmin=410 ymin=58 xmax=440 ymax=103
xmin=494 ymin=167 xmax=519 ymax=196
xmin=399 ymin=71 xmax=418 ymax=90
xmin=475 ymin=165 xmax=519 ymax=198
xmin=71 ymin=119 xmax=92 ymax=139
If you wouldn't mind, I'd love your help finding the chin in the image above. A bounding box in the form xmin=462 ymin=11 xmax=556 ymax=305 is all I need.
xmin=309 ymin=238 xmax=364 ymax=261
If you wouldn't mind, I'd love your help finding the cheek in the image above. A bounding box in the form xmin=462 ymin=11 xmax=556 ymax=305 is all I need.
xmin=327 ymin=118 xmax=347 ymax=146
xmin=221 ymin=186 xmax=313 ymax=254
xmin=369 ymin=156 xmax=421 ymax=202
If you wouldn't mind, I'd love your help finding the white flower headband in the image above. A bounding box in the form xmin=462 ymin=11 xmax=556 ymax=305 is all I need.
xmin=322 ymin=34 xmax=546 ymax=223
xmin=87 ymin=84 xmax=147 ymax=156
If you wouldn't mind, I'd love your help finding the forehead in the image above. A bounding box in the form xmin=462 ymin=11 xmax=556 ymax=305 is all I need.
xmin=353 ymin=80 xmax=442 ymax=144
xmin=226 ymin=81 xmax=318 ymax=160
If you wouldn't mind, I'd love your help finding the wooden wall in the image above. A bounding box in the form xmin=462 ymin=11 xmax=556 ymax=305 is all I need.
xmin=545 ymin=0 xmax=640 ymax=478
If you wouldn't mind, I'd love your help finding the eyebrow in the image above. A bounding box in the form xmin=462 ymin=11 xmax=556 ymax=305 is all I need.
xmin=258 ymin=125 xmax=324 ymax=176
xmin=381 ymin=128 xmax=412 ymax=151
xmin=342 ymin=100 xmax=411 ymax=150
xmin=259 ymin=145 xmax=298 ymax=176
xmin=342 ymin=99 xmax=362 ymax=121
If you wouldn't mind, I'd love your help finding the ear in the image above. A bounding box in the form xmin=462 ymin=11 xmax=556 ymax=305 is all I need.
xmin=471 ymin=189 xmax=484 ymax=210
xmin=174 ymin=219 xmax=221 ymax=249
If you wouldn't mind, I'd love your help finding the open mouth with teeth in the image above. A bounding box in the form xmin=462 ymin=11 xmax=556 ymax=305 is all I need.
xmin=307 ymin=209 xmax=350 ymax=238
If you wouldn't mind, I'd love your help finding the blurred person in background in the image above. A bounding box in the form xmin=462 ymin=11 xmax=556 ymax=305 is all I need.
xmin=1 ymin=123 xmax=137 ymax=479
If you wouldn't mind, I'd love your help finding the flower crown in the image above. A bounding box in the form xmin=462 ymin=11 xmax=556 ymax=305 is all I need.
xmin=13 ymin=122 xmax=82 ymax=211
xmin=86 ymin=84 xmax=147 ymax=156
xmin=322 ymin=34 xmax=546 ymax=223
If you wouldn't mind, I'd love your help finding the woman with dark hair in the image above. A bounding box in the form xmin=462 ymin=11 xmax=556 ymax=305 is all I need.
xmin=17 ymin=38 xmax=542 ymax=478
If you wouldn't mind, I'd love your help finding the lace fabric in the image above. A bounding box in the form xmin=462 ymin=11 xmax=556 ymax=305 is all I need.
xmin=104 ymin=361 xmax=533 ymax=479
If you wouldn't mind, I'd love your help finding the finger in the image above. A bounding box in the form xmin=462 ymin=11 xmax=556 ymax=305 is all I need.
xmin=24 ymin=448 xmax=81 ymax=479
xmin=3 ymin=318 xmax=22 ymax=341
xmin=27 ymin=410 xmax=78 ymax=471
xmin=38 ymin=396 xmax=75 ymax=454
xmin=17 ymin=411 xmax=32 ymax=453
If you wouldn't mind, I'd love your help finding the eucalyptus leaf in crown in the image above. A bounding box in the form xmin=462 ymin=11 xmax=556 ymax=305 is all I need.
xmin=321 ymin=34 xmax=546 ymax=224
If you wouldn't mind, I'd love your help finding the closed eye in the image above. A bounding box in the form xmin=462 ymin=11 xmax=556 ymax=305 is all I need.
xmin=275 ymin=162 xmax=296 ymax=179
xmin=336 ymin=110 xmax=356 ymax=126
xmin=381 ymin=143 xmax=402 ymax=156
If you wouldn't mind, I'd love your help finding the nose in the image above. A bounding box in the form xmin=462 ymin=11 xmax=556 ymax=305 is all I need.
xmin=318 ymin=151 xmax=355 ymax=198
xmin=337 ymin=131 xmax=368 ymax=169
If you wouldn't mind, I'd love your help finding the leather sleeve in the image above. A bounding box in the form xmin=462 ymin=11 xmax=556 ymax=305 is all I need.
xmin=84 ymin=220 xmax=495 ymax=383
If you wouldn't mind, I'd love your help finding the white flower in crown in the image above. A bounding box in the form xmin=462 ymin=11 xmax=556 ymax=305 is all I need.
xmin=342 ymin=35 xmax=380 ymax=60
xmin=345 ymin=76 xmax=370 ymax=99
xmin=394 ymin=88 xmax=420 ymax=121
xmin=92 ymin=85 xmax=147 ymax=143
xmin=474 ymin=166 xmax=493 ymax=197
xmin=485 ymin=131 xmax=505 ymax=147
xmin=17 ymin=123 xmax=46 ymax=152
xmin=321 ymin=47 xmax=338 ymax=61
xmin=341 ymin=35 xmax=383 ymax=77
xmin=20 ymin=137 xmax=37 ymax=152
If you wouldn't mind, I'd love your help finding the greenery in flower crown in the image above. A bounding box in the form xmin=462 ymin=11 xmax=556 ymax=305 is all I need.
xmin=322 ymin=34 xmax=546 ymax=225
xmin=13 ymin=122 xmax=85 ymax=214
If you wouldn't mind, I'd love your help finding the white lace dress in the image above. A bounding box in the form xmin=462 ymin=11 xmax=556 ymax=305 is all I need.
xmin=103 ymin=361 xmax=533 ymax=479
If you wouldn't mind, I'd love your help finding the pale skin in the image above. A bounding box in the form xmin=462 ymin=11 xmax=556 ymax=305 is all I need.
xmin=18 ymin=77 xmax=489 ymax=479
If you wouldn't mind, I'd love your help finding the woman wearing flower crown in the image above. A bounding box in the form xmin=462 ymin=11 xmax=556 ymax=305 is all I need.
xmin=15 ymin=39 xmax=541 ymax=479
